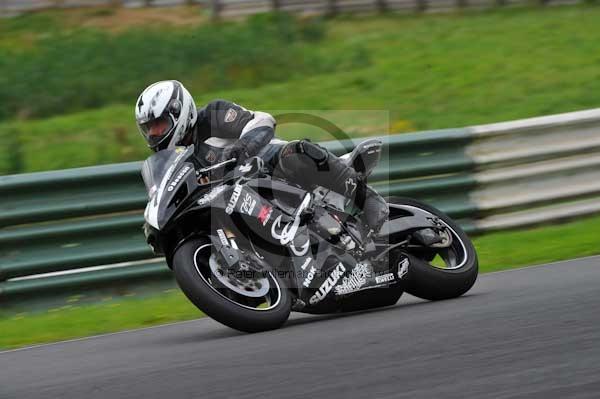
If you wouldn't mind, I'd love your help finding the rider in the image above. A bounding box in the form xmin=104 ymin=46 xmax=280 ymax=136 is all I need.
xmin=135 ymin=80 xmax=389 ymax=237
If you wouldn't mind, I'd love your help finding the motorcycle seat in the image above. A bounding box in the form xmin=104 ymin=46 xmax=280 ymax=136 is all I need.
xmin=339 ymin=139 xmax=383 ymax=177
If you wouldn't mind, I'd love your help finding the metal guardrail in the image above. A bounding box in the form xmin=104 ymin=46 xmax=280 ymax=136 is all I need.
xmin=1 ymin=108 xmax=600 ymax=307
xmin=466 ymin=109 xmax=600 ymax=231
xmin=0 ymin=0 xmax=586 ymax=19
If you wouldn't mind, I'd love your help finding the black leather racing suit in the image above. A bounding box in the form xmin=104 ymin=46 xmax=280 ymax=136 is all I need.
xmin=189 ymin=100 xmax=388 ymax=233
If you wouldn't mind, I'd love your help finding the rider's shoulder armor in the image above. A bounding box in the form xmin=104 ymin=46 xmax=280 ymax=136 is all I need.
xmin=196 ymin=99 xmax=255 ymax=141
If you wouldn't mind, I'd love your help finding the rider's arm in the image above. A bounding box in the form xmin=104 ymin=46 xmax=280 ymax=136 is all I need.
xmin=235 ymin=111 xmax=276 ymax=158
xmin=201 ymin=99 xmax=276 ymax=160
xmin=201 ymin=99 xmax=255 ymax=139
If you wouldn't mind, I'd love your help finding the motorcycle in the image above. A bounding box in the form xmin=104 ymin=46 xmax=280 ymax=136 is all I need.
xmin=141 ymin=139 xmax=478 ymax=332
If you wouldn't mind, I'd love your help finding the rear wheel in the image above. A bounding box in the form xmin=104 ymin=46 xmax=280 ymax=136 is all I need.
xmin=386 ymin=197 xmax=478 ymax=301
xmin=173 ymin=238 xmax=292 ymax=332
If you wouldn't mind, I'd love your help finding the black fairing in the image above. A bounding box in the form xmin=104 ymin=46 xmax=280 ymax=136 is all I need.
xmin=142 ymin=141 xmax=441 ymax=314
xmin=378 ymin=204 xmax=442 ymax=238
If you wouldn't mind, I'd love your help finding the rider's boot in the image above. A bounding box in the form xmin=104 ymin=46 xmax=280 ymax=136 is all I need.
xmin=358 ymin=185 xmax=389 ymax=238
xmin=277 ymin=140 xmax=389 ymax=248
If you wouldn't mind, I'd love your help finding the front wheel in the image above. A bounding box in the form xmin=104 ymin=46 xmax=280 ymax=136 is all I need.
xmin=386 ymin=197 xmax=479 ymax=301
xmin=173 ymin=238 xmax=292 ymax=333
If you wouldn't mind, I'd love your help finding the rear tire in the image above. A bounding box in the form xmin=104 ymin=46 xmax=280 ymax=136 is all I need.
xmin=173 ymin=238 xmax=292 ymax=333
xmin=386 ymin=197 xmax=478 ymax=301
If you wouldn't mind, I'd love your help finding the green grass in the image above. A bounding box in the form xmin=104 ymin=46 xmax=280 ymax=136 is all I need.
xmin=2 ymin=214 xmax=600 ymax=350
xmin=0 ymin=12 xmax=367 ymax=121
xmin=0 ymin=106 xmax=388 ymax=173
xmin=474 ymin=215 xmax=600 ymax=272
xmin=3 ymin=5 xmax=600 ymax=174
xmin=0 ymin=290 xmax=201 ymax=350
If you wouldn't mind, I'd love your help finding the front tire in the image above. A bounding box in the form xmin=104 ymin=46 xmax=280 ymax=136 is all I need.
xmin=173 ymin=238 xmax=292 ymax=333
xmin=386 ymin=197 xmax=478 ymax=301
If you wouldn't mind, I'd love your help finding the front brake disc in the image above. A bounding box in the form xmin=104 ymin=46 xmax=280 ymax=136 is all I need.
xmin=208 ymin=254 xmax=270 ymax=297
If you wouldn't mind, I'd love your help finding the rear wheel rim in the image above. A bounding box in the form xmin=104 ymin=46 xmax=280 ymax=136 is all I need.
xmin=192 ymin=244 xmax=282 ymax=311
xmin=389 ymin=204 xmax=469 ymax=271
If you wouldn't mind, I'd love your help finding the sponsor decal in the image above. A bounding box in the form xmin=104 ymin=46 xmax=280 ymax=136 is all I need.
xmin=167 ymin=166 xmax=191 ymax=192
xmin=224 ymin=108 xmax=238 ymax=123
xmin=334 ymin=262 xmax=370 ymax=295
xmin=161 ymin=150 xmax=188 ymax=189
xmin=344 ymin=178 xmax=357 ymax=197
xmin=309 ymin=263 xmax=346 ymax=305
xmin=290 ymin=237 xmax=310 ymax=257
xmin=225 ymin=184 xmax=242 ymax=214
xmin=299 ymin=257 xmax=311 ymax=271
xmin=271 ymin=194 xmax=310 ymax=245
xmin=197 ymin=185 xmax=226 ymax=206
xmin=257 ymin=205 xmax=273 ymax=226
xmin=375 ymin=273 xmax=395 ymax=284
xmin=217 ymin=229 xmax=229 ymax=247
xmin=272 ymin=194 xmax=311 ymax=256
xmin=302 ymin=266 xmax=317 ymax=288
xmin=205 ymin=150 xmax=217 ymax=163
xmin=398 ymin=257 xmax=410 ymax=279
xmin=240 ymin=193 xmax=257 ymax=215
xmin=271 ymin=215 xmax=298 ymax=244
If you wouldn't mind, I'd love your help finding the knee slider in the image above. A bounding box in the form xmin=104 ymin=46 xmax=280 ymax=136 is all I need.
xmin=299 ymin=140 xmax=328 ymax=165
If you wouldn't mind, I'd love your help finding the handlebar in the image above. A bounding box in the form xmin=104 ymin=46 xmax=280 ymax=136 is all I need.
xmin=197 ymin=156 xmax=267 ymax=186
xmin=197 ymin=158 xmax=238 ymax=174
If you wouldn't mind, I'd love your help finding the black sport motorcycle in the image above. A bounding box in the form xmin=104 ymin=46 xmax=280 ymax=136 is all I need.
xmin=141 ymin=139 xmax=478 ymax=332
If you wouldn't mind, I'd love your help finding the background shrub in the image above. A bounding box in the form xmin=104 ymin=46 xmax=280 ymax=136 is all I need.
xmin=0 ymin=13 xmax=364 ymax=121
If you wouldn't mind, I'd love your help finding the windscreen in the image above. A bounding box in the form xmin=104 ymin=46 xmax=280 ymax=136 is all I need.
xmin=141 ymin=147 xmax=192 ymax=198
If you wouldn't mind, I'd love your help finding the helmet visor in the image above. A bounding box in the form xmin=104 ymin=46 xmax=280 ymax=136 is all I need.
xmin=139 ymin=115 xmax=175 ymax=149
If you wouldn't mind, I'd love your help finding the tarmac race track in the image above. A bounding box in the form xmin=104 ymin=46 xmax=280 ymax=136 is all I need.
xmin=2 ymin=257 xmax=600 ymax=399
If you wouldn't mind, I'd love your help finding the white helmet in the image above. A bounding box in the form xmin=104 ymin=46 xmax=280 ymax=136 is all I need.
xmin=135 ymin=80 xmax=198 ymax=151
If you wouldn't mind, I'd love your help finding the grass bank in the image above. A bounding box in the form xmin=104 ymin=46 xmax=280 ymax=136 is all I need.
xmin=3 ymin=6 xmax=600 ymax=173
xmin=2 ymin=214 xmax=600 ymax=349
xmin=0 ymin=12 xmax=357 ymax=121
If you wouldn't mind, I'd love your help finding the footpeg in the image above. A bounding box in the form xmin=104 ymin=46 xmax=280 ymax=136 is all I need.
xmin=340 ymin=234 xmax=356 ymax=250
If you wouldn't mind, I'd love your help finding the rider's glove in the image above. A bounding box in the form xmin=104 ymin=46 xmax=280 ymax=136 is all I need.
xmin=222 ymin=143 xmax=249 ymax=163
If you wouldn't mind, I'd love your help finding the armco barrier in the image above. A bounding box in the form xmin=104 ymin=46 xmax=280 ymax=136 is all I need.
xmin=2 ymin=108 xmax=600 ymax=307
xmin=466 ymin=109 xmax=600 ymax=231
xmin=0 ymin=0 xmax=587 ymax=19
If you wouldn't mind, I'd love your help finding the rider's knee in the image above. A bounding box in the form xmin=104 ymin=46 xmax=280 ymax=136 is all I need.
xmin=279 ymin=140 xmax=329 ymax=168
xmin=300 ymin=140 xmax=329 ymax=165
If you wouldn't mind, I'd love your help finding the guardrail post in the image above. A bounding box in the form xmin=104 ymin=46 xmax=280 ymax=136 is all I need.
xmin=376 ymin=0 xmax=388 ymax=12
xmin=271 ymin=0 xmax=280 ymax=10
xmin=326 ymin=0 xmax=337 ymax=16
xmin=210 ymin=0 xmax=221 ymax=20
xmin=4 ymin=129 xmax=24 ymax=174
xmin=416 ymin=0 xmax=427 ymax=12
xmin=456 ymin=0 xmax=468 ymax=7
